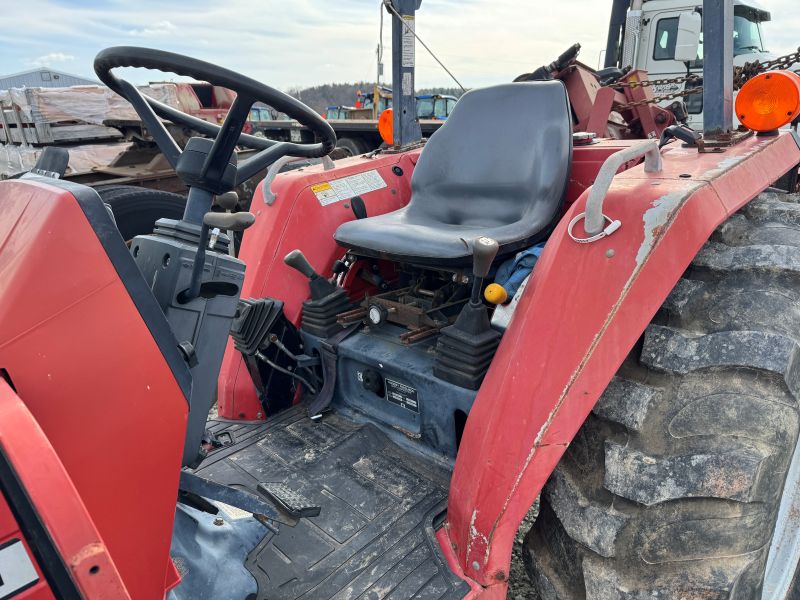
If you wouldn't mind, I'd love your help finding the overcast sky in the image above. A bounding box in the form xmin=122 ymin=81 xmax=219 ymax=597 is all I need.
xmin=1 ymin=0 xmax=798 ymax=91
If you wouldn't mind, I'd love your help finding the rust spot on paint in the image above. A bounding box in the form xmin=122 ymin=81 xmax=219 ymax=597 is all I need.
xmin=69 ymin=542 xmax=105 ymax=568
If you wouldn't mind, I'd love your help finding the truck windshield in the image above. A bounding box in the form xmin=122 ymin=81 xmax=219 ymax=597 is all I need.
xmin=417 ymin=98 xmax=435 ymax=118
xmin=434 ymin=99 xmax=449 ymax=119
xmin=733 ymin=14 xmax=764 ymax=55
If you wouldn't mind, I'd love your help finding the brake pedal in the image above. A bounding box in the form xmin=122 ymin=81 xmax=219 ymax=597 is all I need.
xmin=257 ymin=482 xmax=321 ymax=519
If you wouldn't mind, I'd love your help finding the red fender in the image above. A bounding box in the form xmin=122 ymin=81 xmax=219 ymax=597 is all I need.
xmin=442 ymin=132 xmax=800 ymax=590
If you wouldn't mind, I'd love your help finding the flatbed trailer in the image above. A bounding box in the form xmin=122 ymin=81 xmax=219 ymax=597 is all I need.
xmin=258 ymin=117 xmax=445 ymax=155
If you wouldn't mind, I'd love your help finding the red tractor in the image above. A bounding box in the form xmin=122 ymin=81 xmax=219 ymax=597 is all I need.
xmin=2 ymin=5 xmax=800 ymax=600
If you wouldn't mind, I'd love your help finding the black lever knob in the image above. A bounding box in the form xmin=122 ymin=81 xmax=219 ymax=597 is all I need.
xmin=284 ymin=249 xmax=320 ymax=280
xmin=203 ymin=211 xmax=255 ymax=232
xmin=284 ymin=249 xmax=339 ymax=300
xmin=214 ymin=191 xmax=239 ymax=211
xmin=351 ymin=196 xmax=368 ymax=220
xmin=472 ymin=237 xmax=499 ymax=279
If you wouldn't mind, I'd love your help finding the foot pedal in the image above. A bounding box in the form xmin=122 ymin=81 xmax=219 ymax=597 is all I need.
xmin=257 ymin=482 xmax=321 ymax=519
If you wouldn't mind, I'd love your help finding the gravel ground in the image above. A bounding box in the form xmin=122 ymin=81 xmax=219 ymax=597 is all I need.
xmin=506 ymin=500 xmax=540 ymax=600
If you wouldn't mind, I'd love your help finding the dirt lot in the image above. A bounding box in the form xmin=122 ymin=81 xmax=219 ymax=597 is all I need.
xmin=506 ymin=502 xmax=540 ymax=599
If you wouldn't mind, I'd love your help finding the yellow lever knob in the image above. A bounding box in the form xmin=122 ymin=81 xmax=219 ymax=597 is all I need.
xmin=484 ymin=283 xmax=508 ymax=305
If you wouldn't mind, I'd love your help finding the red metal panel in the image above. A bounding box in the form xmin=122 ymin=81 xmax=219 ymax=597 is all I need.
xmin=217 ymin=152 xmax=420 ymax=419
xmin=0 ymin=379 xmax=128 ymax=598
xmin=0 ymin=180 xmax=188 ymax=599
xmin=446 ymin=133 xmax=800 ymax=590
xmin=566 ymin=139 xmax=642 ymax=208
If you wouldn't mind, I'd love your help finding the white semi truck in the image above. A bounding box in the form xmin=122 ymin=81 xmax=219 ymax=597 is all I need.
xmin=605 ymin=0 xmax=776 ymax=129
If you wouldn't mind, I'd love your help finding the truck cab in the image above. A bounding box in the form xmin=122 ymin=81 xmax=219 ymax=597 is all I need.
xmin=415 ymin=94 xmax=458 ymax=120
xmin=614 ymin=0 xmax=773 ymax=129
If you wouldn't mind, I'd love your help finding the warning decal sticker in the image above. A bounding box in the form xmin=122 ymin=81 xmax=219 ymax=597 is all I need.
xmin=312 ymin=169 xmax=388 ymax=206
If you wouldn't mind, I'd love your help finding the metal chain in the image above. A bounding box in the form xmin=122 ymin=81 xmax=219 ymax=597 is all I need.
xmin=619 ymin=85 xmax=705 ymax=109
xmin=733 ymin=47 xmax=800 ymax=89
xmin=613 ymin=74 xmax=701 ymax=90
xmin=612 ymin=47 xmax=800 ymax=111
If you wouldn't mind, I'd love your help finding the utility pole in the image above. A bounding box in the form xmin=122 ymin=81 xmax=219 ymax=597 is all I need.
xmin=389 ymin=0 xmax=423 ymax=148
xmin=703 ymin=0 xmax=734 ymax=136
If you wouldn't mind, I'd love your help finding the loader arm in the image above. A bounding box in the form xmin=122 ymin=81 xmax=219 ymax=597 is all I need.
xmin=443 ymin=130 xmax=800 ymax=590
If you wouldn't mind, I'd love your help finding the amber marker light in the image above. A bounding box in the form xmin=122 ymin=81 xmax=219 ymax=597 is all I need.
xmin=378 ymin=108 xmax=393 ymax=145
xmin=736 ymin=70 xmax=800 ymax=132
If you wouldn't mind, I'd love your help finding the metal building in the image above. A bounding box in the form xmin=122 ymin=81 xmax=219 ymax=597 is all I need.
xmin=0 ymin=67 xmax=99 ymax=89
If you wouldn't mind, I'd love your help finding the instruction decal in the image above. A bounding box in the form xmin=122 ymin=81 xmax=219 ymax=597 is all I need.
xmin=312 ymin=169 xmax=387 ymax=206
xmin=385 ymin=378 xmax=419 ymax=413
xmin=401 ymin=16 xmax=415 ymax=68
xmin=402 ymin=72 xmax=413 ymax=96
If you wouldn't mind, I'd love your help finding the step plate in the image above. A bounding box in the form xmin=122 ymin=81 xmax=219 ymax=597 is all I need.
xmin=198 ymin=408 xmax=469 ymax=599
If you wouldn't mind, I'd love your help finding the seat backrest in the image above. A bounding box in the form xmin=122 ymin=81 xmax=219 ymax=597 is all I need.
xmin=408 ymin=81 xmax=572 ymax=229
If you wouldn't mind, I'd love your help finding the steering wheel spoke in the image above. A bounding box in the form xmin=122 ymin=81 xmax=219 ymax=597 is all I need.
xmin=94 ymin=46 xmax=337 ymax=197
xmin=203 ymin=93 xmax=255 ymax=182
xmin=117 ymin=79 xmax=181 ymax=168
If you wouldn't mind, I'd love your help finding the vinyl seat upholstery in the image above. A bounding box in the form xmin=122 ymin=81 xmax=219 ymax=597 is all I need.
xmin=334 ymin=81 xmax=573 ymax=265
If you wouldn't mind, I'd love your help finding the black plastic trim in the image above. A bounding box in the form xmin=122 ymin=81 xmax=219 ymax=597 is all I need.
xmin=26 ymin=176 xmax=192 ymax=404
xmin=0 ymin=446 xmax=82 ymax=599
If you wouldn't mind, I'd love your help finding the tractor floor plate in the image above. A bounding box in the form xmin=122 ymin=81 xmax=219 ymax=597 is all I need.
xmin=196 ymin=406 xmax=470 ymax=599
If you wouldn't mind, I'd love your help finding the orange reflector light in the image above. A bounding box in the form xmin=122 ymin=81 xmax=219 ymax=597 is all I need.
xmin=378 ymin=108 xmax=393 ymax=145
xmin=736 ymin=70 xmax=800 ymax=132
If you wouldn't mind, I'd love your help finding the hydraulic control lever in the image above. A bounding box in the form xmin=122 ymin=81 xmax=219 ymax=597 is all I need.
xmin=659 ymin=124 xmax=701 ymax=149
xmin=284 ymin=249 xmax=339 ymax=300
xmin=433 ymin=236 xmax=502 ymax=390
xmin=469 ymin=237 xmax=500 ymax=305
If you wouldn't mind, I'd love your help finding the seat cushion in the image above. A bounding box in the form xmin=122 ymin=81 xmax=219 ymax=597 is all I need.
xmin=335 ymin=205 xmax=553 ymax=264
xmin=334 ymin=81 xmax=572 ymax=265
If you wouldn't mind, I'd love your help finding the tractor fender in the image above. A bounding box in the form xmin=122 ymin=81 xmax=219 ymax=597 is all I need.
xmin=443 ymin=132 xmax=800 ymax=590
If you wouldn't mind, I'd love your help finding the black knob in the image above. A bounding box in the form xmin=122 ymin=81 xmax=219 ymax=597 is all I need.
xmin=284 ymin=250 xmax=319 ymax=280
xmin=351 ymin=196 xmax=368 ymax=220
xmin=361 ymin=369 xmax=384 ymax=396
xmin=367 ymin=303 xmax=389 ymax=326
xmin=214 ymin=191 xmax=239 ymax=211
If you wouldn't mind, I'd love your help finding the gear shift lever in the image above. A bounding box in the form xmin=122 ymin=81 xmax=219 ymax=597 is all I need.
xmin=284 ymin=249 xmax=351 ymax=337
xmin=470 ymin=237 xmax=499 ymax=305
xmin=284 ymin=250 xmax=341 ymax=300
xmin=433 ymin=237 xmax=502 ymax=390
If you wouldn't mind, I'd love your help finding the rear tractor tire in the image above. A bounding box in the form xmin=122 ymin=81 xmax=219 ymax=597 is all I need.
xmin=335 ymin=137 xmax=368 ymax=157
xmin=524 ymin=191 xmax=800 ymax=599
xmin=95 ymin=185 xmax=186 ymax=242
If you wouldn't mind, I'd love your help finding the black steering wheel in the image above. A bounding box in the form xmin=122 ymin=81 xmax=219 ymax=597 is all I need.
xmin=94 ymin=47 xmax=336 ymax=196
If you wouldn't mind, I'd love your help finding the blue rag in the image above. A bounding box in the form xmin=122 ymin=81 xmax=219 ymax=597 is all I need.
xmin=494 ymin=242 xmax=546 ymax=298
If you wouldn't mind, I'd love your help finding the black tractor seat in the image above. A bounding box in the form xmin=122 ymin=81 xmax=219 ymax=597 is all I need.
xmin=334 ymin=81 xmax=573 ymax=266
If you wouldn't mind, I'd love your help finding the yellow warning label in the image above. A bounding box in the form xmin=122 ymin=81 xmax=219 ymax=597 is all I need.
xmin=311 ymin=169 xmax=387 ymax=206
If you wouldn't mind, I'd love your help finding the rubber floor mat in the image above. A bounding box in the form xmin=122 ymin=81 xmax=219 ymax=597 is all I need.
xmin=197 ymin=407 xmax=470 ymax=599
